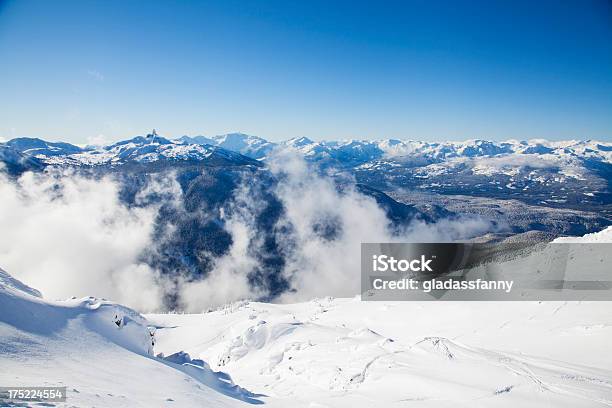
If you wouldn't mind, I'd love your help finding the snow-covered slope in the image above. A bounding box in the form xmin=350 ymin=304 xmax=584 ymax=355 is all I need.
xmin=554 ymin=226 xmax=612 ymax=243
xmin=0 ymin=267 xmax=260 ymax=407
xmin=149 ymin=298 xmax=612 ymax=407
xmin=180 ymin=133 xmax=275 ymax=160
xmin=0 ymin=267 xmax=41 ymax=297
xmin=5 ymin=137 xmax=84 ymax=157
xmin=212 ymin=133 xmax=275 ymax=160
xmin=0 ymin=144 xmax=45 ymax=173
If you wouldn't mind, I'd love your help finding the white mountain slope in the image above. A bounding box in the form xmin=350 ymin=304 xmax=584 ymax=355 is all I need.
xmin=554 ymin=225 xmax=612 ymax=242
xmin=179 ymin=133 xmax=275 ymax=160
xmin=149 ymin=299 xmax=612 ymax=408
xmin=0 ymin=267 xmax=259 ymax=407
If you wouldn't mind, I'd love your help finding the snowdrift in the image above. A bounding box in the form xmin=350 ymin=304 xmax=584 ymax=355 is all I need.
xmin=150 ymin=298 xmax=612 ymax=407
xmin=0 ymin=267 xmax=260 ymax=407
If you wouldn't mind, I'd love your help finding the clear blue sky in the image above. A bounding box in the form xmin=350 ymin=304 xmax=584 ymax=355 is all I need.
xmin=1 ymin=0 xmax=611 ymax=143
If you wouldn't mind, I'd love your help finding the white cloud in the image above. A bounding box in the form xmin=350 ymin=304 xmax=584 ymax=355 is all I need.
xmin=269 ymin=154 xmax=493 ymax=302
xmin=177 ymin=179 xmax=266 ymax=312
xmin=87 ymin=70 xmax=104 ymax=81
xmin=0 ymin=158 xmax=496 ymax=313
xmin=0 ymin=170 xmax=168 ymax=312
xmin=177 ymin=153 xmax=495 ymax=309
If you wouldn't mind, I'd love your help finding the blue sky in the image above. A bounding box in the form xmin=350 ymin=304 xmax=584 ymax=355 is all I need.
xmin=1 ymin=0 xmax=611 ymax=143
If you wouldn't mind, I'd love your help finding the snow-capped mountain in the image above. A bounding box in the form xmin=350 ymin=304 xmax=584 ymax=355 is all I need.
xmin=94 ymin=134 xmax=259 ymax=167
xmin=174 ymin=133 xmax=612 ymax=182
xmin=1 ymin=132 xmax=610 ymax=234
xmin=5 ymin=137 xmax=84 ymax=156
xmin=4 ymin=132 xmax=261 ymax=168
xmin=179 ymin=133 xmax=275 ymax=160
xmin=3 ymin=132 xmax=611 ymax=169
xmin=2 ymin=132 xmax=610 ymax=212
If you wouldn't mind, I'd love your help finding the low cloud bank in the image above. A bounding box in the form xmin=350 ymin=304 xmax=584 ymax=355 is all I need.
xmin=0 ymin=158 xmax=495 ymax=312
xmin=181 ymin=154 xmax=494 ymax=309
xmin=0 ymin=170 xmax=166 ymax=312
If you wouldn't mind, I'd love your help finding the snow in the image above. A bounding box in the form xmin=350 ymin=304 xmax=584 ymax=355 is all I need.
xmin=149 ymin=298 xmax=612 ymax=407
xmin=0 ymin=268 xmax=258 ymax=407
xmin=2 ymin=277 xmax=612 ymax=407
xmin=0 ymin=267 xmax=41 ymax=298
xmin=554 ymin=226 xmax=612 ymax=243
xmin=1 ymin=226 xmax=612 ymax=407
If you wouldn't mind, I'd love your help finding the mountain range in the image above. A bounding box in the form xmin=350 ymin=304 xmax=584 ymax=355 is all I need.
xmin=2 ymin=132 xmax=611 ymax=210
xmin=1 ymin=132 xmax=610 ymax=305
xmin=4 ymin=132 xmax=612 ymax=167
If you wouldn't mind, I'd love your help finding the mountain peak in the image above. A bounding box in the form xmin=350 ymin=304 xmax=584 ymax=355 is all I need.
xmin=286 ymin=136 xmax=314 ymax=147
xmin=5 ymin=137 xmax=83 ymax=156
